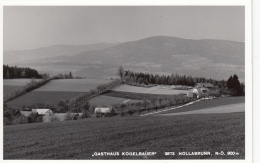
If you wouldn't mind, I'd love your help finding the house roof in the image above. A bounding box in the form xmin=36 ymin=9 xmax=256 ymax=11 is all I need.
xmin=195 ymin=83 xmax=213 ymax=88
xmin=20 ymin=111 xmax=32 ymax=117
xmin=32 ymin=109 xmax=53 ymax=115
xmin=94 ymin=107 xmax=111 ymax=113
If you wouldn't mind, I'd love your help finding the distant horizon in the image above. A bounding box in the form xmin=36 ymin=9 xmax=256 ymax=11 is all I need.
xmin=3 ymin=35 xmax=245 ymax=52
xmin=4 ymin=6 xmax=244 ymax=51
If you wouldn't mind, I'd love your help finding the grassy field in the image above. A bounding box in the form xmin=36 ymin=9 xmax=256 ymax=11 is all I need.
xmin=3 ymin=79 xmax=43 ymax=86
xmin=3 ymin=85 xmax=24 ymax=95
xmin=156 ymin=96 xmax=245 ymax=115
xmin=113 ymin=84 xmax=190 ymax=95
xmin=35 ymin=79 xmax=113 ymax=92
xmin=156 ymin=103 xmax=244 ymax=116
xmin=87 ymin=95 xmax=141 ymax=107
xmin=6 ymin=91 xmax=82 ymax=109
xmin=103 ymin=90 xmax=181 ymax=100
xmin=5 ymin=79 xmax=114 ymax=109
xmin=3 ymin=79 xmax=43 ymax=95
xmin=4 ymin=112 xmax=245 ymax=159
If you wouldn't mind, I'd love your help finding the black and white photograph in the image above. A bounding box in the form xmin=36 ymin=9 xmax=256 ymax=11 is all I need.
xmin=2 ymin=0 xmax=253 ymax=161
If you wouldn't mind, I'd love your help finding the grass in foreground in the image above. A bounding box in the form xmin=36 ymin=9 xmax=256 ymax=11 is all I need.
xmin=4 ymin=112 xmax=244 ymax=159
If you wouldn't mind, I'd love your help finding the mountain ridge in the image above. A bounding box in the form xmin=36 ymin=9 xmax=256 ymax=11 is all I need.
xmin=3 ymin=36 xmax=245 ymax=81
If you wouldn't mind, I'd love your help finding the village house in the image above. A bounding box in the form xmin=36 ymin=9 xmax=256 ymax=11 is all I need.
xmin=94 ymin=107 xmax=112 ymax=117
xmin=19 ymin=111 xmax=33 ymax=117
xmin=192 ymin=83 xmax=213 ymax=98
xmin=32 ymin=109 xmax=53 ymax=116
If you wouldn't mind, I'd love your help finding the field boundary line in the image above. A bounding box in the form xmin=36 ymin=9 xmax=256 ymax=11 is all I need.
xmin=140 ymin=98 xmax=206 ymax=116
xmin=123 ymin=99 xmax=131 ymax=103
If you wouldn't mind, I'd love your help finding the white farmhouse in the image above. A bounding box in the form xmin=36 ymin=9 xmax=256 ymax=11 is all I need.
xmin=192 ymin=83 xmax=213 ymax=98
xmin=94 ymin=107 xmax=112 ymax=114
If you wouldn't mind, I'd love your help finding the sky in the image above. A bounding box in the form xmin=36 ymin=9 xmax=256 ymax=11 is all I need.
xmin=3 ymin=6 xmax=245 ymax=51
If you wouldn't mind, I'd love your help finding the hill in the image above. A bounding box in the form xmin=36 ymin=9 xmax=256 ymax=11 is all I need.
xmin=4 ymin=42 xmax=118 ymax=64
xmin=4 ymin=36 xmax=245 ymax=81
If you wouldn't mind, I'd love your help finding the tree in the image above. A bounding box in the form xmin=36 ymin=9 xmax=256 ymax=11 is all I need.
xmin=227 ymin=74 xmax=242 ymax=96
xmin=142 ymin=99 xmax=150 ymax=113
xmin=117 ymin=66 xmax=125 ymax=80
xmin=82 ymin=102 xmax=91 ymax=118
xmin=135 ymin=102 xmax=143 ymax=115
xmin=6 ymin=68 xmax=10 ymax=79
xmin=69 ymin=72 xmax=73 ymax=79
xmin=28 ymin=112 xmax=38 ymax=123
xmin=127 ymin=104 xmax=135 ymax=116
xmin=57 ymin=99 xmax=70 ymax=112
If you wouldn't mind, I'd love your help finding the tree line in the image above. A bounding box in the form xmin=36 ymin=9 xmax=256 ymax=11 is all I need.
xmin=122 ymin=69 xmax=226 ymax=89
xmin=118 ymin=66 xmax=245 ymax=96
xmin=97 ymin=94 xmax=195 ymax=117
xmin=3 ymin=65 xmax=49 ymax=79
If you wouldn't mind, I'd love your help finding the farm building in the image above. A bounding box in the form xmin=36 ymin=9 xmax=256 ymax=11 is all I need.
xmin=32 ymin=109 xmax=53 ymax=116
xmin=94 ymin=107 xmax=112 ymax=114
xmin=19 ymin=111 xmax=33 ymax=117
xmin=192 ymin=83 xmax=213 ymax=98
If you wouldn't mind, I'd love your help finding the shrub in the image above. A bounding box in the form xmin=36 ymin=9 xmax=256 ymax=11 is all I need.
xmin=73 ymin=113 xmax=79 ymax=120
xmin=37 ymin=116 xmax=43 ymax=123
xmin=110 ymin=108 xmax=118 ymax=116
xmin=4 ymin=117 xmax=12 ymax=125
xmin=14 ymin=115 xmax=28 ymax=124
xmin=48 ymin=114 xmax=60 ymax=122
xmin=28 ymin=112 xmax=38 ymax=123
xmin=64 ymin=112 xmax=74 ymax=121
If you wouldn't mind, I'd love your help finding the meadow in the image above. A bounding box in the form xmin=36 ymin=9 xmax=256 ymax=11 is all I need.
xmin=3 ymin=79 xmax=42 ymax=95
xmin=87 ymin=95 xmax=141 ymax=107
xmin=113 ymin=84 xmax=190 ymax=95
xmin=35 ymin=79 xmax=113 ymax=92
xmin=4 ymin=86 xmax=24 ymax=95
xmin=3 ymin=79 xmax=43 ymax=86
xmin=82 ymin=84 xmax=188 ymax=107
xmin=5 ymin=79 xmax=114 ymax=109
xmin=4 ymin=112 xmax=245 ymax=159
xmin=6 ymin=91 xmax=82 ymax=109
xmin=103 ymin=90 xmax=184 ymax=100
xmin=5 ymin=79 xmax=189 ymax=109
xmin=155 ymin=96 xmax=245 ymax=115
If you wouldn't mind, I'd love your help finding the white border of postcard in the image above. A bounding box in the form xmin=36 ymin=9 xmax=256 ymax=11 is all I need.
xmin=0 ymin=0 xmax=253 ymax=163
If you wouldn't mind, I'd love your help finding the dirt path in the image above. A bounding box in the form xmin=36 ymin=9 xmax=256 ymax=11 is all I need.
xmin=141 ymin=99 xmax=204 ymax=116
xmin=156 ymin=103 xmax=245 ymax=116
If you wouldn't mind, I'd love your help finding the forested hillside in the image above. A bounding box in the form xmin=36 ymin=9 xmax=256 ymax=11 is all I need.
xmin=3 ymin=65 xmax=48 ymax=79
